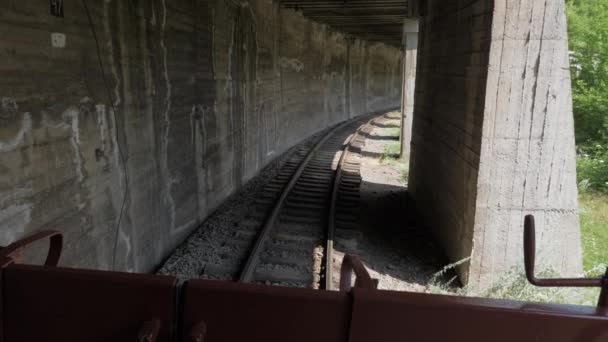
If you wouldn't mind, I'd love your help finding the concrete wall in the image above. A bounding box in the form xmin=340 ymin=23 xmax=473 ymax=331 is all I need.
xmin=471 ymin=0 xmax=582 ymax=288
xmin=409 ymin=0 xmax=492 ymax=284
xmin=0 ymin=0 xmax=402 ymax=272
xmin=409 ymin=0 xmax=582 ymax=289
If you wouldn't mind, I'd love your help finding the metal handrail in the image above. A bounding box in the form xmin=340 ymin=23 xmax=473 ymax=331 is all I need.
xmin=339 ymin=254 xmax=377 ymax=292
xmin=137 ymin=319 xmax=161 ymax=342
xmin=524 ymin=215 xmax=608 ymax=308
xmin=0 ymin=230 xmax=63 ymax=268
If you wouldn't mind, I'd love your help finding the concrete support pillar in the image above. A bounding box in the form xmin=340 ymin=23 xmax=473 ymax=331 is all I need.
xmin=408 ymin=0 xmax=582 ymax=290
xmin=469 ymin=0 xmax=582 ymax=289
xmin=399 ymin=19 xmax=419 ymax=160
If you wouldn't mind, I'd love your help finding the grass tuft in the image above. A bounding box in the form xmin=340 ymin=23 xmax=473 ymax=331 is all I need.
xmin=424 ymin=167 xmax=608 ymax=307
xmin=426 ymin=262 xmax=600 ymax=306
xmin=379 ymin=126 xmax=409 ymax=182
xmin=579 ymin=192 xmax=608 ymax=275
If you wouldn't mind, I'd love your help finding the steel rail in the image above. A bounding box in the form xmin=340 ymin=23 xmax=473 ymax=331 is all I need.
xmin=238 ymin=120 xmax=354 ymax=283
xmin=324 ymin=116 xmax=378 ymax=290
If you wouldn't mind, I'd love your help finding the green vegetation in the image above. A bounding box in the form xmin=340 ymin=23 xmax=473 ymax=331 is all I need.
xmin=568 ymin=0 xmax=608 ymax=193
xmin=568 ymin=0 xmax=608 ymax=143
xmin=427 ymin=264 xmax=600 ymax=306
xmin=579 ymin=193 xmax=608 ymax=275
xmin=577 ymin=150 xmax=608 ymax=193
xmin=379 ymin=127 xmax=409 ymax=182
xmin=568 ymin=0 xmax=608 ymax=279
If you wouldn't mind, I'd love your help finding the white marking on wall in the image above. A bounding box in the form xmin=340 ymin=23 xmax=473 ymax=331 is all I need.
xmin=118 ymin=228 xmax=133 ymax=272
xmin=50 ymin=32 xmax=67 ymax=48
xmin=172 ymin=219 xmax=197 ymax=236
xmin=226 ymin=16 xmax=234 ymax=91
xmin=200 ymin=105 xmax=209 ymax=153
xmin=279 ymin=57 xmax=304 ymax=72
xmin=150 ymin=4 xmax=157 ymax=26
xmin=0 ymin=113 xmax=31 ymax=152
xmin=40 ymin=106 xmax=86 ymax=183
xmin=96 ymin=104 xmax=108 ymax=152
xmin=159 ymin=0 xmax=176 ymax=230
xmin=227 ymin=15 xmax=236 ymax=191
xmin=107 ymin=107 xmax=126 ymax=209
xmin=192 ymin=105 xmax=204 ymax=219
xmin=103 ymin=1 xmax=122 ymax=108
xmin=63 ymin=107 xmax=85 ymax=182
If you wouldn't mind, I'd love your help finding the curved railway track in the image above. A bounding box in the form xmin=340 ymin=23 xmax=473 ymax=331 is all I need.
xmin=324 ymin=116 xmax=375 ymax=290
xmin=232 ymin=113 xmax=382 ymax=289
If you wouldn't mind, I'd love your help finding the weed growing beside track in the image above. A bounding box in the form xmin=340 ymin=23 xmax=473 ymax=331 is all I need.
xmin=425 ymin=260 xmax=601 ymax=306
xmin=379 ymin=127 xmax=409 ymax=183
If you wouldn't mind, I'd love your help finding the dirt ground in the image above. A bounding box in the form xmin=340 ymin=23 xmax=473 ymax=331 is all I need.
xmin=344 ymin=111 xmax=449 ymax=292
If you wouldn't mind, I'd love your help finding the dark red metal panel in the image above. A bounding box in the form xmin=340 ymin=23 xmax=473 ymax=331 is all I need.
xmin=1 ymin=230 xmax=65 ymax=342
xmin=3 ymin=265 xmax=177 ymax=342
xmin=0 ymin=268 xmax=4 ymax=342
xmin=349 ymin=288 xmax=608 ymax=342
xmin=182 ymin=279 xmax=351 ymax=342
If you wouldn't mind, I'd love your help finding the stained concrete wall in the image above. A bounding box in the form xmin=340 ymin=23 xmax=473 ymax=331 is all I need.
xmin=409 ymin=0 xmax=582 ymax=289
xmin=0 ymin=0 xmax=401 ymax=272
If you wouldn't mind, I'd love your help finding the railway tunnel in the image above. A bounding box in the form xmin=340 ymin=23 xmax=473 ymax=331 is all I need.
xmin=0 ymin=0 xmax=581 ymax=291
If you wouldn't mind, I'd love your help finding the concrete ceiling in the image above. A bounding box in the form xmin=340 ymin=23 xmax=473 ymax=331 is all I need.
xmin=278 ymin=0 xmax=408 ymax=47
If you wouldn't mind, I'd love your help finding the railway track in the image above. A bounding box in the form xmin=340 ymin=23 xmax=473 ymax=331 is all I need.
xmin=211 ymin=113 xmax=381 ymax=289
xmin=324 ymin=116 xmax=375 ymax=290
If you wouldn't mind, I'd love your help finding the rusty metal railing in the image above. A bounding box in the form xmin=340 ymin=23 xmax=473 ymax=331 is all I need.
xmin=0 ymin=230 xmax=63 ymax=268
xmin=339 ymin=254 xmax=377 ymax=292
xmin=524 ymin=215 xmax=608 ymax=309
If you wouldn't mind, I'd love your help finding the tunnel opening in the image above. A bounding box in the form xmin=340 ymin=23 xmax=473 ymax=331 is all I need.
xmin=0 ymin=0 xmax=584 ymax=304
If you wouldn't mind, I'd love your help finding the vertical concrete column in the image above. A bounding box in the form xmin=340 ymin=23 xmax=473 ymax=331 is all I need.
xmin=468 ymin=0 xmax=583 ymax=289
xmin=400 ymin=19 xmax=419 ymax=160
xmin=408 ymin=0 xmax=582 ymax=291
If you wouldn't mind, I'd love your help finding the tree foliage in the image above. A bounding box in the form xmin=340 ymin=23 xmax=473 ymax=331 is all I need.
xmin=567 ymin=0 xmax=608 ymax=192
